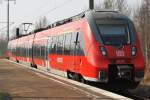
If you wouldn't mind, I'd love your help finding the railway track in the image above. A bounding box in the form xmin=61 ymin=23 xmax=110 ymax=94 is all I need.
xmin=68 ymin=74 xmax=150 ymax=100
xmin=122 ymin=92 xmax=149 ymax=100
xmin=89 ymin=83 xmax=149 ymax=100
xmin=88 ymin=82 xmax=149 ymax=100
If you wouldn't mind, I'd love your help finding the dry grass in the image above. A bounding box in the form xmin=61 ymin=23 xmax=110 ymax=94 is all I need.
xmin=142 ymin=63 xmax=150 ymax=85
xmin=128 ymin=66 xmax=150 ymax=98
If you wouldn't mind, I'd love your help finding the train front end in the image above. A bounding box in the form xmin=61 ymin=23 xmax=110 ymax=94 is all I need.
xmin=84 ymin=10 xmax=145 ymax=88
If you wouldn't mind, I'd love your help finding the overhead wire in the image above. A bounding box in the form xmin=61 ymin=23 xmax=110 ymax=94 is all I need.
xmin=33 ymin=0 xmax=52 ymax=15
xmin=2 ymin=0 xmax=75 ymax=32
xmin=35 ymin=0 xmax=74 ymax=20
xmin=1 ymin=0 xmax=51 ymax=30
xmin=8 ymin=0 xmax=74 ymax=29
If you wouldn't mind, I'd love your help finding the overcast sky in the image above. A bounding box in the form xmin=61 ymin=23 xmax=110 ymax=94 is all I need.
xmin=0 ymin=0 xmax=141 ymax=37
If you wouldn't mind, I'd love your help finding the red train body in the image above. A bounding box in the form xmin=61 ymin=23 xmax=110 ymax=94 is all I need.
xmin=7 ymin=10 xmax=145 ymax=89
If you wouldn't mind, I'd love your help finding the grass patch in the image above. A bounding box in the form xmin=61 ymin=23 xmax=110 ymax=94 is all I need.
xmin=0 ymin=92 xmax=12 ymax=100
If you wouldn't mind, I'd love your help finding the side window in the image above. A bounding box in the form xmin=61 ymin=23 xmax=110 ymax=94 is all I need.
xmin=62 ymin=34 xmax=66 ymax=55
xmin=15 ymin=46 xmax=19 ymax=56
xmin=20 ymin=45 xmax=22 ymax=56
xmin=39 ymin=40 xmax=45 ymax=59
xmin=64 ymin=33 xmax=72 ymax=55
xmin=56 ymin=36 xmax=60 ymax=54
xmin=41 ymin=45 xmax=45 ymax=59
xmin=23 ymin=44 xmax=26 ymax=57
xmin=57 ymin=35 xmax=64 ymax=55
xmin=51 ymin=36 xmax=57 ymax=54
xmin=22 ymin=45 xmax=23 ymax=57
xmin=24 ymin=43 xmax=26 ymax=57
xmin=38 ymin=45 xmax=41 ymax=58
xmin=18 ymin=46 xmax=20 ymax=56
xmin=33 ymin=44 xmax=36 ymax=57
xmin=29 ymin=42 xmax=32 ymax=58
xmin=76 ymin=32 xmax=85 ymax=56
xmin=19 ymin=46 xmax=21 ymax=56
xmin=34 ymin=44 xmax=39 ymax=58
xmin=48 ymin=37 xmax=52 ymax=54
xmin=70 ymin=32 xmax=77 ymax=55
xmin=33 ymin=45 xmax=36 ymax=58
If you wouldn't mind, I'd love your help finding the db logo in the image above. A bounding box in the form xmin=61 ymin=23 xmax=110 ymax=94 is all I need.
xmin=57 ymin=58 xmax=63 ymax=63
xmin=116 ymin=50 xmax=125 ymax=57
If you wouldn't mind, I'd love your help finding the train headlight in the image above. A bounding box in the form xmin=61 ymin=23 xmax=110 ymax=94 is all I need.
xmin=100 ymin=46 xmax=107 ymax=56
xmin=131 ymin=46 xmax=137 ymax=56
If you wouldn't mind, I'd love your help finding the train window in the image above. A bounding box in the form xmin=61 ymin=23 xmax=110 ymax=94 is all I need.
xmin=37 ymin=45 xmax=40 ymax=58
xmin=29 ymin=43 xmax=32 ymax=58
xmin=70 ymin=32 xmax=77 ymax=55
xmin=38 ymin=45 xmax=41 ymax=58
xmin=22 ymin=46 xmax=24 ymax=57
xmin=51 ymin=36 xmax=57 ymax=54
xmin=22 ymin=44 xmax=23 ymax=57
xmin=21 ymin=45 xmax=23 ymax=57
xmin=56 ymin=36 xmax=60 ymax=54
xmin=33 ymin=45 xmax=36 ymax=58
xmin=23 ymin=45 xmax=25 ymax=57
xmin=19 ymin=46 xmax=21 ymax=56
xmin=62 ymin=34 xmax=66 ymax=55
xmin=98 ymin=24 xmax=130 ymax=45
xmin=48 ymin=37 xmax=52 ymax=54
xmin=41 ymin=45 xmax=45 ymax=59
xmin=57 ymin=35 xmax=64 ymax=55
xmin=45 ymin=44 xmax=48 ymax=60
xmin=35 ymin=45 xmax=38 ymax=58
xmin=61 ymin=35 xmax=64 ymax=54
xmin=23 ymin=44 xmax=25 ymax=57
xmin=76 ymin=32 xmax=85 ymax=56
xmin=64 ymin=33 xmax=72 ymax=55
xmin=18 ymin=47 xmax=20 ymax=56
xmin=20 ymin=47 xmax=22 ymax=56
xmin=24 ymin=44 xmax=26 ymax=57
xmin=25 ymin=44 xmax=27 ymax=57
xmin=26 ymin=42 xmax=29 ymax=57
xmin=17 ymin=46 xmax=19 ymax=56
xmin=26 ymin=43 xmax=28 ymax=57
xmin=34 ymin=45 xmax=37 ymax=58
xmin=19 ymin=45 xmax=20 ymax=56
xmin=20 ymin=47 xmax=21 ymax=56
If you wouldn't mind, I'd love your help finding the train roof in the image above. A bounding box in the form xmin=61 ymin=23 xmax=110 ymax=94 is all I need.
xmin=33 ymin=10 xmax=130 ymax=33
xmin=12 ymin=9 xmax=130 ymax=40
xmin=85 ymin=9 xmax=129 ymax=20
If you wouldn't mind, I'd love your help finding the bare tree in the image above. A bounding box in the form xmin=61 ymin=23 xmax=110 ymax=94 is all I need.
xmin=101 ymin=0 xmax=131 ymax=16
xmin=134 ymin=0 xmax=150 ymax=66
xmin=35 ymin=16 xmax=48 ymax=29
xmin=115 ymin=0 xmax=131 ymax=16
xmin=0 ymin=34 xmax=8 ymax=57
xmin=103 ymin=0 xmax=115 ymax=10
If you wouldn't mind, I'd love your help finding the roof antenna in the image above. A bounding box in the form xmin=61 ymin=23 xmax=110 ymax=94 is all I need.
xmin=89 ymin=0 xmax=94 ymax=10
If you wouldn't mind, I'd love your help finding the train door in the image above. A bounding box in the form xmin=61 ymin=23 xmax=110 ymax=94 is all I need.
xmin=71 ymin=32 xmax=80 ymax=71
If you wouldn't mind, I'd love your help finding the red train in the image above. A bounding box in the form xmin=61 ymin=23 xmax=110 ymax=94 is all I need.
xmin=7 ymin=10 xmax=145 ymax=89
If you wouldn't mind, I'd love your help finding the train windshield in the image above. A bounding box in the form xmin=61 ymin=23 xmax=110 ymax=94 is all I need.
xmin=97 ymin=23 xmax=130 ymax=46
